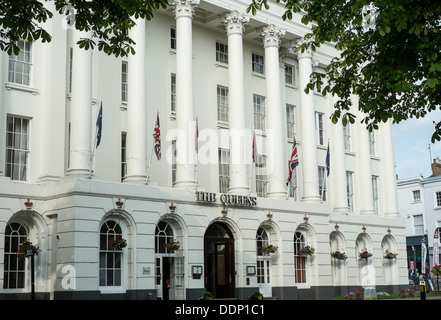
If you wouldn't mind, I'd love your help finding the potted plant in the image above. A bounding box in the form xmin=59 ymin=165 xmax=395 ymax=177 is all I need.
xmin=262 ymin=244 xmax=278 ymax=255
xmin=164 ymin=240 xmax=181 ymax=253
xmin=17 ymin=240 xmax=40 ymax=259
xmin=299 ymin=245 xmax=315 ymax=258
xmin=330 ymin=250 xmax=347 ymax=261
xmin=198 ymin=291 xmax=214 ymax=300
xmin=432 ymin=264 xmax=441 ymax=275
xmin=248 ymin=291 xmax=263 ymax=300
xmin=383 ymin=249 xmax=398 ymax=260
xmin=358 ymin=248 xmax=373 ymax=261
xmin=109 ymin=236 xmax=127 ymax=250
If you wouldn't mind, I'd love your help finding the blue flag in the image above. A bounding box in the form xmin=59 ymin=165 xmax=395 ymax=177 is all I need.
xmin=325 ymin=142 xmax=330 ymax=176
xmin=96 ymin=102 xmax=103 ymax=148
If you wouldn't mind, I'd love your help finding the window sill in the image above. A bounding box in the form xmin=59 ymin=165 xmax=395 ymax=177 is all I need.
xmin=5 ymin=82 xmax=38 ymax=95
xmin=99 ymin=287 xmax=126 ymax=294
xmin=251 ymin=72 xmax=265 ymax=79
xmin=215 ymin=62 xmax=228 ymax=69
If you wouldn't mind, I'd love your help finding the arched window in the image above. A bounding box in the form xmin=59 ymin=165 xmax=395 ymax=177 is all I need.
xmin=155 ymin=221 xmax=175 ymax=254
xmin=256 ymin=228 xmax=269 ymax=256
xmin=3 ymin=223 xmax=27 ymax=289
xmin=330 ymin=231 xmax=347 ymax=284
xmin=294 ymin=231 xmax=307 ymax=283
xmin=99 ymin=220 xmax=124 ymax=287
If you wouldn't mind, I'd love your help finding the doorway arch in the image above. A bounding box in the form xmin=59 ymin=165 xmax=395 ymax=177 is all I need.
xmin=204 ymin=222 xmax=235 ymax=298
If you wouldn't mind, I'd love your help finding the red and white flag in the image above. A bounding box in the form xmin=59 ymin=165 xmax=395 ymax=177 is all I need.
xmin=286 ymin=136 xmax=299 ymax=185
xmin=153 ymin=112 xmax=161 ymax=160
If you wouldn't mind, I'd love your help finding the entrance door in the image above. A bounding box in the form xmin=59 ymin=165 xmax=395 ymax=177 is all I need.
xmin=156 ymin=257 xmax=171 ymax=300
xmin=257 ymin=259 xmax=272 ymax=297
xmin=204 ymin=223 xmax=235 ymax=298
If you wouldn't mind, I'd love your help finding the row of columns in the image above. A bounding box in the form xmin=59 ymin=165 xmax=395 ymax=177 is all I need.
xmin=66 ymin=1 xmax=398 ymax=214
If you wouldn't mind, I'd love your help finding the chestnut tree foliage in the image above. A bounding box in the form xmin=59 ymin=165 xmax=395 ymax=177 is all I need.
xmin=0 ymin=0 xmax=167 ymax=57
xmin=248 ymin=0 xmax=441 ymax=142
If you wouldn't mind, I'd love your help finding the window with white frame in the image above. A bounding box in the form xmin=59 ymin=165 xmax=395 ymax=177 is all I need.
xmin=413 ymin=214 xmax=424 ymax=234
xmin=218 ymin=148 xmax=230 ymax=193
xmin=343 ymin=123 xmax=351 ymax=151
xmin=288 ymin=161 xmax=298 ymax=200
xmin=346 ymin=171 xmax=354 ymax=211
xmin=171 ymin=140 xmax=177 ymax=186
xmin=286 ymin=104 xmax=295 ymax=139
xmin=294 ymin=231 xmax=307 ymax=283
xmin=171 ymin=74 xmax=176 ymax=114
xmin=217 ymin=85 xmax=229 ymax=123
xmin=69 ymin=47 xmax=73 ymax=93
xmin=369 ymin=130 xmax=376 ymax=156
xmin=8 ymin=39 xmax=32 ymax=86
xmin=121 ymin=132 xmax=127 ymax=182
xmin=255 ymin=155 xmax=268 ymax=197
xmin=252 ymin=52 xmax=264 ymax=74
xmin=121 ymin=61 xmax=128 ymax=103
xmin=170 ymin=27 xmax=176 ymax=50
xmin=285 ymin=64 xmax=295 ymax=85
xmin=6 ymin=116 xmax=30 ymax=181
xmin=315 ymin=112 xmax=325 ymax=146
xmin=412 ymin=190 xmax=421 ymax=203
xmin=216 ymin=41 xmax=228 ymax=64
xmin=3 ymin=222 xmax=27 ymax=289
xmin=436 ymin=191 xmax=441 ymax=207
xmin=372 ymin=176 xmax=379 ymax=213
xmin=254 ymin=95 xmax=266 ymax=132
xmin=99 ymin=220 xmax=124 ymax=287
xmin=318 ymin=166 xmax=327 ymax=201
xmin=155 ymin=221 xmax=174 ymax=254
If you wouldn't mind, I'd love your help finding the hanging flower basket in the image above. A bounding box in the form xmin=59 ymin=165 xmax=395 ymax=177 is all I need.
xmin=299 ymin=245 xmax=315 ymax=258
xmin=432 ymin=264 xmax=441 ymax=276
xmin=331 ymin=250 xmax=347 ymax=261
xmin=358 ymin=249 xmax=373 ymax=261
xmin=109 ymin=236 xmax=127 ymax=250
xmin=17 ymin=240 xmax=40 ymax=259
xmin=262 ymin=244 xmax=278 ymax=255
xmin=383 ymin=249 xmax=398 ymax=260
xmin=164 ymin=240 xmax=181 ymax=253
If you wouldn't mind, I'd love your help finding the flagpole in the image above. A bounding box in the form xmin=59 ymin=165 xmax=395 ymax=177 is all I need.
xmin=147 ymin=109 xmax=158 ymax=184
xmin=89 ymin=95 xmax=102 ymax=179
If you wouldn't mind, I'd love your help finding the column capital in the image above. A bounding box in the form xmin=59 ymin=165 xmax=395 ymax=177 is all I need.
xmin=260 ymin=24 xmax=285 ymax=48
xmin=222 ymin=10 xmax=250 ymax=36
xmin=292 ymin=37 xmax=314 ymax=59
xmin=170 ymin=0 xmax=200 ymax=19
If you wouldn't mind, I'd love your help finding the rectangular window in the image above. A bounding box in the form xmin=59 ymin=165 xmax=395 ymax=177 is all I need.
xmin=315 ymin=112 xmax=325 ymax=146
xmin=218 ymin=149 xmax=230 ymax=193
xmin=252 ymin=52 xmax=264 ymax=74
xmin=318 ymin=166 xmax=327 ymax=201
xmin=412 ymin=190 xmax=421 ymax=202
xmin=285 ymin=64 xmax=295 ymax=85
xmin=288 ymin=162 xmax=298 ymax=200
xmin=216 ymin=41 xmax=228 ymax=64
xmin=254 ymin=95 xmax=266 ymax=132
xmin=69 ymin=47 xmax=73 ymax=93
xmin=171 ymin=74 xmax=176 ymax=114
xmin=369 ymin=131 xmax=376 ymax=156
xmin=372 ymin=176 xmax=379 ymax=213
xmin=414 ymin=214 xmax=424 ymax=234
xmin=121 ymin=132 xmax=127 ymax=182
xmin=346 ymin=171 xmax=354 ymax=211
xmin=343 ymin=124 xmax=351 ymax=152
xmin=8 ymin=39 xmax=32 ymax=86
xmin=172 ymin=140 xmax=177 ymax=186
xmin=436 ymin=191 xmax=441 ymax=207
xmin=255 ymin=155 xmax=268 ymax=197
xmin=5 ymin=116 xmax=30 ymax=181
xmin=170 ymin=27 xmax=176 ymax=50
xmin=286 ymin=104 xmax=295 ymax=139
xmin=217 ymin=85 xmax=229 ymax=123
xmin=121 ymin=61 xmax=128 ymax=103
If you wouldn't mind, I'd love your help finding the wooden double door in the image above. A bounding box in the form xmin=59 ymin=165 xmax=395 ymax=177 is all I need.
xmin=204 ymin=222 xmax=235 ymax=299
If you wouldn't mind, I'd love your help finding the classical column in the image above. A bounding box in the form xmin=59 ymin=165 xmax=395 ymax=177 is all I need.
xmin=330 ymin=95 xmax=349 ymax=213
xmin=171 ymin=0 xmax=199 ymax=189
xmin=222 ymin=11 xmax=250 ymax=194
xmin=124 ymin=18 xmax=148 ymax=184
xmin=354 ymin=96 xmax=375 ymax=215
xmin=261 ymin=25 xmax=286 ymax=198
xmin=67 ymin=29 xmax=93 ymax=176
xmin=380 ymin=120 xmax=399 ymax=216
xmin=296 ymin=40 xmax=320 ymax=202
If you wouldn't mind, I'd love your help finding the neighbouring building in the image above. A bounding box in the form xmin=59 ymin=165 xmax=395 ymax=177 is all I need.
xmin=0 ymin=0 xmax=408 ymax=300
xmin=397 ymin=157 xmax=441 ymax=286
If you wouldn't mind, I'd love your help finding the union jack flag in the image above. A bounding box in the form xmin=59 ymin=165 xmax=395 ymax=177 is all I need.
xmin=286 ymin=136 xmax=299 ymax=185
xmin=153 ymin=112 xmax=161 ymax=160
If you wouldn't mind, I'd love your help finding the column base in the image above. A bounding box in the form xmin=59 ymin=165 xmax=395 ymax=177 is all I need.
xmin=66 ymin=168 xmax=92 ymax=178
xmin=174 ymin=180 xmax=196 ymax=189
xmin=228 ymin=186 xmax=250 ymax=194
xmin=301 ymin=195 xmax=322 ymax=203
xmin=267 ymin=191 xmax=286 ymax=199
xmin=123 ymin=175 xmax=148 ymax=184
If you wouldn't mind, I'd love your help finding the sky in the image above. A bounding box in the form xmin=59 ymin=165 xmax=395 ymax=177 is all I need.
xmin=393 ymin=110 xmax=441 ymax=180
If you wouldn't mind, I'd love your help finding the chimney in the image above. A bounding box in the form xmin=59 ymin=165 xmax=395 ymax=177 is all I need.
xmin=432 ymin=157 xmax=441 ymax=177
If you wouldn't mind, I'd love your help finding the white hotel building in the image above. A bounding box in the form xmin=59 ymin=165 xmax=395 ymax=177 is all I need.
xmin=0 ymin=0 xmax=408 ymax=300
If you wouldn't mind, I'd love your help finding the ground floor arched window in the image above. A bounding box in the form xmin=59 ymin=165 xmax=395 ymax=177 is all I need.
xmin=3 ymin=222 xmax=27 ymax=289
xmin=99 ymin=220 xmax=124 ymax=287
xmin=294 ymin=231 xmax=307 ymax=284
